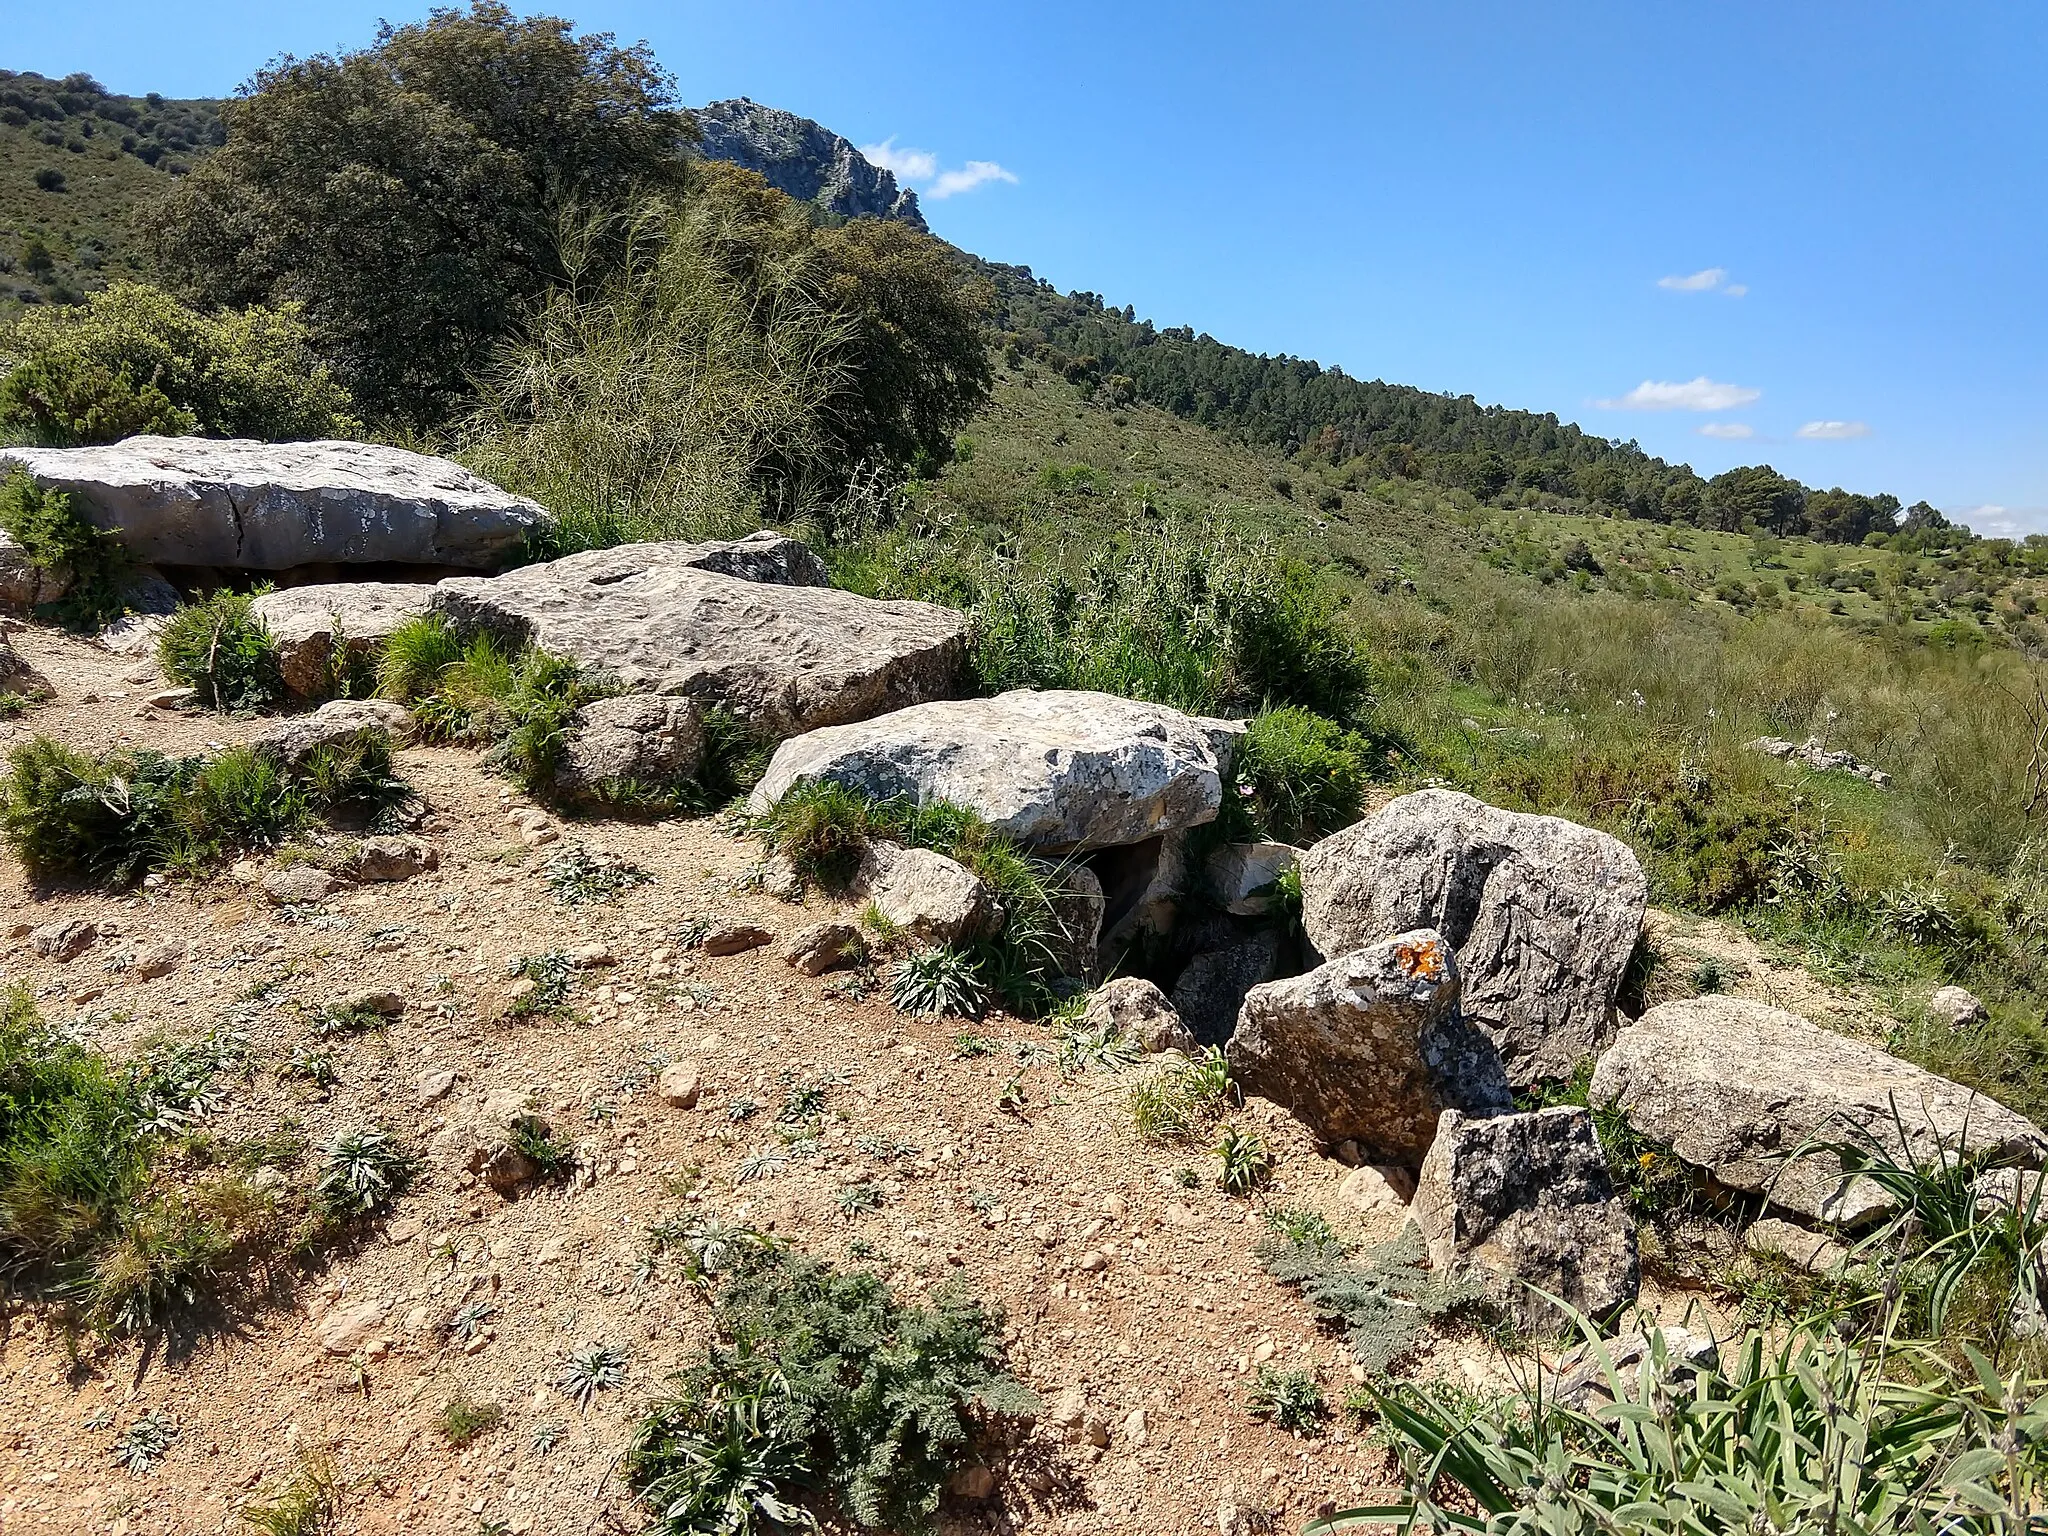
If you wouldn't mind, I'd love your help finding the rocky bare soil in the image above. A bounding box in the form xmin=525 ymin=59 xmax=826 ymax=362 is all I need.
xmin=0 ymin=628 xmax=1475 ymax=1536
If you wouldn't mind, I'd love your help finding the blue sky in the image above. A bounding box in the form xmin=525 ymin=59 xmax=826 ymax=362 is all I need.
xmin=14 ymin=1 xmax=2046 ymax=531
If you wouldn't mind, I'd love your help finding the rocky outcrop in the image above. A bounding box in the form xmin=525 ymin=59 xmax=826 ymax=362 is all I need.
xmin=0 ymin=632 xmax=50 ymax=700
xmin=1298 ymin=789 xmax=1647 ymax=1086
xmin=779 ymin=921 xmax=864 ymax=977
xmin=1227 ymin=930 xmax=1512 ymax=1164
xmin=1929 ymin=985 xmax=1986 ymax=1029
xmin=1589 ymin=996 xmax=2048 ymax=1225
xmin=0 ymin=528 xmax=68 ymax=610
xmin=1046 ymin=864 xmax=1107 ymax=985
xmin=750 ymin=689 xmax=1245 ymax=852
xmin=1411 ymin=1106 xmax=1640 ymax=1326
xmin=1079 ymin=978 xmax=1195 ymax=1055
xmin=691 ymin=99 xmax=928 ymax=230
xmin=857 ymin=843 xmax=995 ymax=945
xmin=554 ymin=695 xmax=704 ymax=802
xmin=0 ymin=438 xmax=547 ymax=571
xmin=250 ymin=582 xmax=435 ymax=697
xmin=432 ymin=538 xmax=965 ymax=737
xmin=1747 ymin=735 xmax=1892 ymax=788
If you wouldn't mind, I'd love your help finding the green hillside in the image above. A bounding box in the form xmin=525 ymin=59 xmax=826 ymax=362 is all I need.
xmin=0 ymin=71 xmax=217 ymax=319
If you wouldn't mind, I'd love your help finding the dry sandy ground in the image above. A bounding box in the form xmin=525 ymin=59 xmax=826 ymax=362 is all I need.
xmin=0 ymin=626 xmax=1823 ymax=1536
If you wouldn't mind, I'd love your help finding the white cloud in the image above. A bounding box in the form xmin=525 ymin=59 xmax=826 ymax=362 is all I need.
xmin=1796 ymin=419 xmax=1871 ymax=440
xmin=929 ymin=159 xmax=1018 ymax=199
xmin=1596 ymin=376 xmax=1763 ymax=411
xmin=1657 ymin=267 xmax=1747 ymax=297
xmin=1958 ymin=504 xmax=2048 ymax=538
xmin=859 ymin=138 xmax=938 ymax=183
xmin=1697 ymin=422 xmax=1754 ymax=439
xmin=859 ymin=141 xmax=1017 ymax=200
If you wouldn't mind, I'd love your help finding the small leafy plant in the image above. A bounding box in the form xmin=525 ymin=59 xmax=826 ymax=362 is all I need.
xmin=312 ymin=1128 xmax=416 ymax=1219
xmin=158 ymin=589 xmax=286 ymax=713
xmin=559 ymin=1342 xmax=630 ymax=1407
xmin=890 ymin=945 xmax=989 ymax=1018
xmin=437 ymin=1393 xmax=503 ymax=1448
xmin=1246 ymin=1364 xmax=1330 ymax=1436
xmin=113 ymin=1411 xmax=179 ymax=1474
xmin=624 ymin=1245 xmax=1038 ymax=1535
xmin=1215 ymin=1125 xmax=1273 ymax=1194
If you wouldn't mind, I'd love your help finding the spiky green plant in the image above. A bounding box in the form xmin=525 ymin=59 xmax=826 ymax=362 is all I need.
xmin=889 ymin=946 xmax=989 ymax=1019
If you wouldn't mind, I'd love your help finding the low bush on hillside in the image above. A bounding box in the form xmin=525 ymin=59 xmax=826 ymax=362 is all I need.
xmin=753 ymin=780 xmax=1077 ymax=1014
xmin=0 ymin=466 xmax=130 ymax=629
xmin=0 ymin=987 xmax=416 ymax=1336
xmin=0 ymin=733 xmax=413 ymax=885
xmin=0 ymin=281 xmax=358 ymax=446
xmin=157 ymin=588 xmax=285 ymax=712
xmin=960 ymin=525 xmax=1371 ymax=721
xmin=625 ymin=1241 xmax=1037 ymax=1535
xmin=1222 ymin=705 xmax=1372 ymax=844
xmin=377 ymin=614 xmax=597 ymax=786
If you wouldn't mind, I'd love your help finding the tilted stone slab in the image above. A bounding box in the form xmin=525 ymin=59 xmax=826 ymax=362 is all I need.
xmin=0 ymin=437 xmax=547 ymax=570
xmin=1299 ymin=788 xmax=1647 ymax=1087
xmin=748 ymin=688 xmax=1244 ymax=851
xmin=1227 ymin=929 xmax=1512 ymax=1165
xmin=1589 ymin=995 xmax=2048 ymax=1225
xmin=1412 ymin=1105 xmax=1640 ymax=1326
xmin=432 ymin=538 xmax=966 ymax=737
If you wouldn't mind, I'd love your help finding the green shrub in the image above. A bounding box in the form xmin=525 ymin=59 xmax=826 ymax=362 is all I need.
xmin=888 ymin=946 xmax=988 ymax=1019
xmin=374 ymin=613 xmax=468 ymax=706
xmin=0 ymin=734 xmax=413 ymax=886
xmin=961 ymin=525 xmax=1371 ymax=720
xmin=1259 ymin=1223 xmax=1483 ymax=1378
xmin=0 ymin=281 xmax=357 ymax=446
xmin=0 ymin=467 xmax=130 ymax=629
xmin=1246 ymin=1365 xmax=1329 ymax=1436
xmin=157 ymin=590 xmax=285 ymax=712
xmin=1226 ymin=706 xmax=1370 ymax=843
xmin=625 ymin=1244 xmax=1038 ymax=1535
xmin=437 ymin=1393 xmax=503 ymax=1449
xmin=238 ymin=1452 xmax=340 ymax=1536
xmin=312 ymin=1128 xmax=417 ymax=1220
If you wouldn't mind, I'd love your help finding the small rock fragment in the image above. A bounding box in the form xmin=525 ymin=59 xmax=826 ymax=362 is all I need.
xmin=354 ymin=836 xmax=439 ymax=882
xmin=416 ymin=1068 xmax=458 ymax=1105
xmin=262 ymin=866 xmax=340 ymax=906
xmin=346 ymin=988 xmax=405 ymax=1017
xmin=779 ymin=921 xmax=863 ymax=977
xmin=701 ymin=923 xmax=772 ymax=957
xmin=656 ymin=1063 xmax=702 ymax=1109
xmin=32 ymin=919 xmax=98 ymax=962
xmin=130 ymin=939 xmax=184 ymax=980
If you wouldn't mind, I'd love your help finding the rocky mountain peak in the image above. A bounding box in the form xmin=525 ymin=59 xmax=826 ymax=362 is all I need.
xmin=689 ymin=98 xmax=927 ymax=231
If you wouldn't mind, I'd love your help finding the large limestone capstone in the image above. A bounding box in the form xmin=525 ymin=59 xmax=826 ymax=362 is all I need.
xmin=249 ymin=581 xmax=437 ymax=697
xmin=432 ymin=537 xmax=966 ymax=736
xmin=1226 ymin=929 xmax=1512 ymax=1164
xmin=0 ymin=437 xmax=547 ymax=570
xmin=748 ymin=689 xmax=1245 ymax=851
xmin=1411 ymin=1106 xmax=1640 ymax=1326
xmin=1589 ymin=996 xmax=2048 ymax=1225
xmin=1298 ymin=789 xmax=1647 ymax=1086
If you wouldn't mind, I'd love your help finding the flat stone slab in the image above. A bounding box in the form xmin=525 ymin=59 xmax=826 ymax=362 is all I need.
xmin=1590 ymin=995 xmax=2048 ymax=1225
xmin=0 ymin=437 xmax=547 ymax=570
xmin=432 ymin=538 xmax=966 ymax=736
xmin=749 ymin=688 xmax=1244 ymax=850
